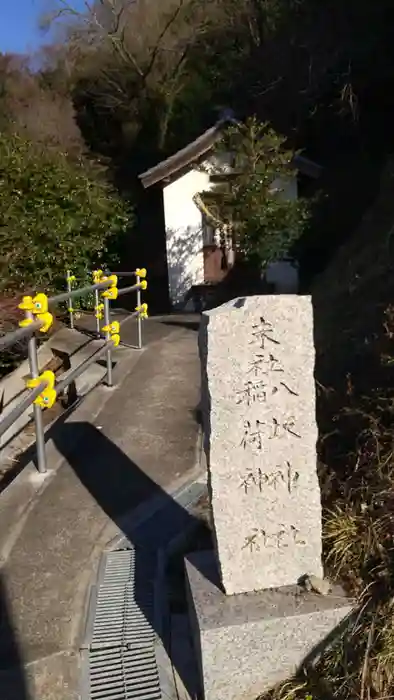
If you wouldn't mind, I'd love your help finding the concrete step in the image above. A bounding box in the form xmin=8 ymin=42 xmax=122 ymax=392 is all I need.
xmin=0 ymin=334 xmax=142 ymax=482
xmin=47 ymin=326 xmax=94 ymax=359
xmin=1 ymin=327 xmax=99 ymax=449
xmin=0 ymin=344 xmax=54 ymax=448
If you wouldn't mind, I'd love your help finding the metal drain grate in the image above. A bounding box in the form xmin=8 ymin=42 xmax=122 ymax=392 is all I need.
xmin=89 ymin=647 xmax=161 ymax=700
xmin=85 ymin=548 xmax=161 ymax=700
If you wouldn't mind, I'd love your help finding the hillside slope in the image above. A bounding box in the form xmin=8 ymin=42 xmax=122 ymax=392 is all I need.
xmin=289 ymin=159 xmax=394 ymax=700
xmin=312 ymin=159 xmax=394 ymax=388
xmin=263 ymin=159 xmax=394 ymax=700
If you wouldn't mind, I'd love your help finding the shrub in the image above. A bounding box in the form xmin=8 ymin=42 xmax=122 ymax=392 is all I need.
xmin=0 ymin=131 xmax=131 ymax=294
xmin=199 ymin=117 xmax=310 ymax=269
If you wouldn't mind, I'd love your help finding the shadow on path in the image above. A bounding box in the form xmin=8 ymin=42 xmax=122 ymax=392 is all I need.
xmin=53 ymin=422 xmax=203 ymax=698
xmin=0 ymin=575 xmax=31 ymax=700
xmin=160 ymin=317 xmax=201 ymax=333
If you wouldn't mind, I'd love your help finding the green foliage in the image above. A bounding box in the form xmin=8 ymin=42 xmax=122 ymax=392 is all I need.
xmin=0 ymin=131 xmax=131 ymax=293
xmin=68 ymin=269 xmax=99 ymax=312
xmin=200 ymin=117 xmax=310 ymax=267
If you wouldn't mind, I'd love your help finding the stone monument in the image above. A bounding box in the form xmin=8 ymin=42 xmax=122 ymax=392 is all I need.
xmin=185 ymin=295 xmax=353 ymax=700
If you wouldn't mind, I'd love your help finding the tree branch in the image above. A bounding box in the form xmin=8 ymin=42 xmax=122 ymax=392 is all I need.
xmin=144 ymin=0 xmax=186 ymax=80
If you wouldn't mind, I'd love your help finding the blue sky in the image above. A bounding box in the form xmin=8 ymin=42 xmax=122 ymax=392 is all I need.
xmin=0 ymin=0 xmax=86 ymax=55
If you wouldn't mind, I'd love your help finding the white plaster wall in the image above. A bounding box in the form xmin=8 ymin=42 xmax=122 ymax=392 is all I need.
xmin=163 ymin=168 xmax=212 ymax=306
xmin=162 ymin=165 xmax=298 ymax=306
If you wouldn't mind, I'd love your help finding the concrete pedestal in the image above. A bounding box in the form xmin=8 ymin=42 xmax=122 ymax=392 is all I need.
xmin=185 ymin=551 xmax=353 ymax=700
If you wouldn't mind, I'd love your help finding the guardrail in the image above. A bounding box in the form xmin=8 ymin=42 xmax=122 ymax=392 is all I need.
xmin=0 ymin=269 xmax=148 ymax=474
xmin=65 ymin=268 xmax=146 ymax=350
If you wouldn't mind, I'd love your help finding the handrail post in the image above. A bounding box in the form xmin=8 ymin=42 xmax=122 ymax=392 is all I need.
xmin=25 ymin=309 xmax=47 ymax=473
xmin=103 ymin=296 xmax=113 ymax=387
xmin=66 ymin=270 xmax=74 ymax=330
xmin=94 ymin=288 xmax=101 ymax=338
xmin=136 ymin=273 xmax=142 ymax=350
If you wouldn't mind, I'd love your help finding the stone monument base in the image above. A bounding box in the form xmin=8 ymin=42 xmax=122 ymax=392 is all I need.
xmin=185 ymin=551 xmax=353 ymax=700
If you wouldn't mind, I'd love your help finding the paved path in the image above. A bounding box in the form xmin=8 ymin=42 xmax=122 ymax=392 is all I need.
xmin=74 ymin=309 xmax=199 ymax=348
xmin=0 ymin=315 xmax=202 ymax=700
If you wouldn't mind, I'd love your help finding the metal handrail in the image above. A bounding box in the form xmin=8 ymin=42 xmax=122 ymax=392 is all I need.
xmin=0 ymin=380 xmax=48 ymax=440
xmin=0 ymin=318 xmax=43 ymax=352
xmin=117 ymin=283 xmax=140 ymax=297
xmin=120 ymin=310 xmax=139 ymax=323
xmin=0 ymin=280 xmax=114 ymax=352
xmin=111 ymin=271 xmax=138 ymax=277
xmin=0 ymin=338 xmax=116 ymax=446
xmin=63 ymin=270 xmax=145 ymax=341
xmin=56 ymin=339 xmax=115 ymax=396
xmin=48 ymin=279 xmax=112 ymax=307
xmin=0 ymin=267 xmax=147 ymax=476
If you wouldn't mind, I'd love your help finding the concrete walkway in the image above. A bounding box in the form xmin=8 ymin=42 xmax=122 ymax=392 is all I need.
xmin=0 ymin=315 xmax=202 ymax=700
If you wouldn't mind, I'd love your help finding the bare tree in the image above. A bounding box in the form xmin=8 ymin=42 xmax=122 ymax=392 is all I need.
xmin=45 ymin=0 xmax=222 ymax=148
xmin=0 ymin=52 xmax=83 ymax=155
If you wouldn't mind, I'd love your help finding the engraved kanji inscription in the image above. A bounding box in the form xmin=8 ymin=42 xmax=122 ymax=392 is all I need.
xmin=250 ymin=317 xmax=280 ymax=349
xmin=279 ymin=381 xmax=299 ymax=397
xmin=270 ymin=416 xmax=301 ymax=440
xmin=242 ymin=524 xmax=306 ymax=552
xmin=241 ymin=417 xmax=301 ymax=451
xmin=237 ymin=379 xmax=299 ymax=405
xmin=236 ymin=380 xmax=268 ymax=406
xmin=241 ymin=419 xmax=265 ymax=451
xmin=247 ymin=353 xmax=284 ymax=377
xmin=239 ymin=462 xmax=300 ymax=494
